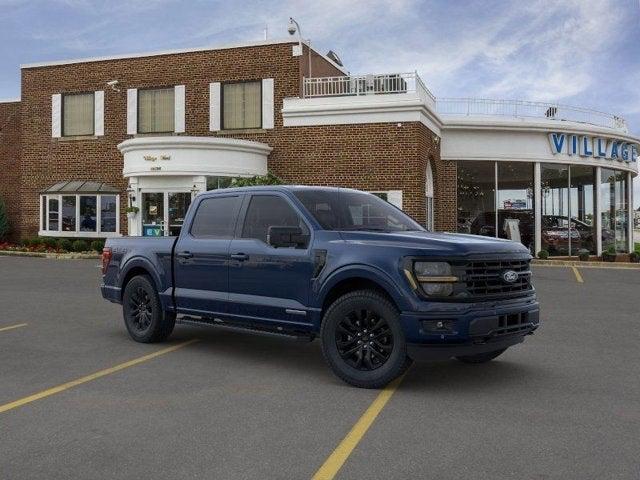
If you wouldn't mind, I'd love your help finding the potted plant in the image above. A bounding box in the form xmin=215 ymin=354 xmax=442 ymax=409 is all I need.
xmin=630 ymin=251 xmax=640 ymax=263
xmin=537 ymin=249 xmax=549 ymax=260
xmin=577 ymin=249 xmax=590 ymax=261
xmin=602 ymin=245 xmax=617 ymax=262
xmin=125 ymin=206 xmax=139 ymax=219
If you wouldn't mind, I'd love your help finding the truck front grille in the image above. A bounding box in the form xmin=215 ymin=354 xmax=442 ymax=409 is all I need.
xmin=452 ymin=258 xmax=533 ymax=299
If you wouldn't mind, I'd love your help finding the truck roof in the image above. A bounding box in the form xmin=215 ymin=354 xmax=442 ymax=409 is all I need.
xmin=200 ymin=185 xmax=362 ymax=196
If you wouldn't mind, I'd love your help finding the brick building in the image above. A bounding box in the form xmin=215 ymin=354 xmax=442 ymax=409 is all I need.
xmin=1 ymin=38 xmax=638 ymax=255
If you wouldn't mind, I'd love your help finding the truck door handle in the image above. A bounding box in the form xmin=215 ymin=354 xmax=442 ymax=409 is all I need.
xmin=177 ymin=251 xmax=193 ymax=259
xmin=231 ymin=253 xmax=249 ymax=261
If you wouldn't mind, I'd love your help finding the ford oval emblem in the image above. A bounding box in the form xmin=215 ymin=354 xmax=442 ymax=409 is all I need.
xmin=502 ymin=270 xmax=519 ymax=284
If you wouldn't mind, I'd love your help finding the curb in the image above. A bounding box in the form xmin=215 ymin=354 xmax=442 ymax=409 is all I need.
xmin=531 ymin=259 xmax=640 ymax=269
xmin=0 ymin=250 xmax=100 ymax=260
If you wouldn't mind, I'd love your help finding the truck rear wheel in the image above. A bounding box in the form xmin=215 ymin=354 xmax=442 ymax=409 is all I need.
xmin=122 ymin=275 xmax=175 ymax=343
xmin=455 ymin=348 xmax=507 ymax=364
xmin=320 ymin=290 xmax=411 ymax=389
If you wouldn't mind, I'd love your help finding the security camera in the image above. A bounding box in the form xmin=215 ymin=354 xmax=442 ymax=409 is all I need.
xmin=287 ymin=18 xmax=297 ymax=35
xmin=106 ymin=80 xmax=120 ymax=92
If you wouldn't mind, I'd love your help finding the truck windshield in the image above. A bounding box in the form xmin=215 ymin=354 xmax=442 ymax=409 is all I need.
xmin=294 ymin=190 xmax=424 ymax=232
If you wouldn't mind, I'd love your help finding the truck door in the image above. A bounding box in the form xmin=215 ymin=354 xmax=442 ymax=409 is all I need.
xmin=173 ymin=194 xmax=243 ymax=316
xmin=227 ymin=193 xmax=315 ymax=327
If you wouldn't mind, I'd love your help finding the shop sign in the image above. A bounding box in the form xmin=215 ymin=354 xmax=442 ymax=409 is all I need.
xmin=548 ymin=132 xmax=638 ymax=162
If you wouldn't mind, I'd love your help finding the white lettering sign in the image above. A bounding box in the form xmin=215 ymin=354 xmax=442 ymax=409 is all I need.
xmin=548 ymin=132 xmax=638 ymax=163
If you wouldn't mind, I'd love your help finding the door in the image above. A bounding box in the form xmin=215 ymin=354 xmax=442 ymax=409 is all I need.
xmin=173 ymin=194 xmax=243 ymax=316
xmin=142 ymin=191 xmax=192 ymax=237
xmin=228 ymin=194 xmax=315 ymax=326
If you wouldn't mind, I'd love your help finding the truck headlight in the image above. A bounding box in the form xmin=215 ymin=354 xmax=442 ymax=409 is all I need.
xmin=412 ymin=261 xmax=457 ymax=297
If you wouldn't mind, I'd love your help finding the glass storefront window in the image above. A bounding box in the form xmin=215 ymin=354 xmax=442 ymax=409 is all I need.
xmin=168 ymin=192 xmax=192 ymax=236
xmin=40 ymin=193 xmax=119 ymax=236
xmin=569 ymin=166 xmax=596 ymax=254
xmin=601 ymin=168 xmax=628 ymax=253
xmin=48 ymin=197 xmax=59 ymax=231
xmin=541 ymin=164 xmax=570 ymax=255
xmin=497 ymin=163 xmax=534 ymax=252
xmin=457 ymin=161 xmax=496 ymax=237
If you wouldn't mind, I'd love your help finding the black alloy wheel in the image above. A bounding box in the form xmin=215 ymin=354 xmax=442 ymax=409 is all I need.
xmin=122 ymin=275 xmax=175 ymax=343
xmin=336 ymin=309 xmax=393 ymax=371
xmin=128 ymin=286 xmax=154 ymax=333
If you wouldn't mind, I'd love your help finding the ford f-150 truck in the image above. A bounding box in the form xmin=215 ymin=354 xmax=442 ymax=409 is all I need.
xmin=101 ymin=186 xmax=540 ymax=388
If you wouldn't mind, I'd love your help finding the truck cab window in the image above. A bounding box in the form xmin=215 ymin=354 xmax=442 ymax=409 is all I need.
xmin=241 ymin=195 xmax=308 ymax=243
xmin=190 ymin=196 xmax=241 ymax=238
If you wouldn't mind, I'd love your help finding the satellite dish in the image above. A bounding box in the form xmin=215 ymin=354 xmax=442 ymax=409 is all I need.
xmin=326 ymin=50 xmax=343 ymax=67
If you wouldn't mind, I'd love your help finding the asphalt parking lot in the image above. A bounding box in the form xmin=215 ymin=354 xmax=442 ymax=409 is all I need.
xmin=1 ymin=257 xmax=639 ymax=480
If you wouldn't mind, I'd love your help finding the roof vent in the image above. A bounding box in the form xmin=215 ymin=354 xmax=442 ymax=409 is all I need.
xmin=326 ymin=50 xmax=343 ymax=67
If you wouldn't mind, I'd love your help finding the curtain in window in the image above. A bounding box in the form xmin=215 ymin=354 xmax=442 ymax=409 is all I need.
xmin=63 ymin=93 xmax=94 ymax=136
xmin=138 ymin=88 xmax=175 ymax=133
xmin=223 ymin=82 xmax=261 ymax=129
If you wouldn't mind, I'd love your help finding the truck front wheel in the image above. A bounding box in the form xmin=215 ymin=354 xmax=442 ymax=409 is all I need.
xmin=320 ymin=290 xmax=411 ymax=389
xmin=122 ymin=275 xmax=175 ymax=343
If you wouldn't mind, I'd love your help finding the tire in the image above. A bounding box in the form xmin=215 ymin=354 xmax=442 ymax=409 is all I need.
xmin=320 ymin=290 xmax=411 ymax=389
xmin=455 ymin=348 xmax=507 ymax=364
xmin=122 ymin=275 xmax=175 ymax=343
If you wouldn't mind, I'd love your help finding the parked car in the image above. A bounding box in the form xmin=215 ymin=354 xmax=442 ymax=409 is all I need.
xmin=101 ymin=187 xmax=540 ymax=388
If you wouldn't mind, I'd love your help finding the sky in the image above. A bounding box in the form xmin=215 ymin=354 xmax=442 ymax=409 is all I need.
xmin=1 ymin=0 xmax=639 ymax=198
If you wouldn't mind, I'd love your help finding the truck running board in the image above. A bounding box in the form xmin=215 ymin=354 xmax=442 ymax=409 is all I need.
xmin=176 ymin=315 xmax=315 ymax=343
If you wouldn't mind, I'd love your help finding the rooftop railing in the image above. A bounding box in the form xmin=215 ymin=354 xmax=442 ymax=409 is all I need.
xmin=302 ymin=72 xmax=436 ymax=107
xmin=301 ymin=74 xmax=628 ymax=132
xmin=436 ymin=97 xmax=628 ymax=132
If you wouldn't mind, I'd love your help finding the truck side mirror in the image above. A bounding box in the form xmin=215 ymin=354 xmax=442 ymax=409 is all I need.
xmin=267 ymin=226 xmax=309 ymax=248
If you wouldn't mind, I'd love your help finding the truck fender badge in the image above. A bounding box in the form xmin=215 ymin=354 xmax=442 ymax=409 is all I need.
xmin=502 ymin=270 xmax=519 ymax=283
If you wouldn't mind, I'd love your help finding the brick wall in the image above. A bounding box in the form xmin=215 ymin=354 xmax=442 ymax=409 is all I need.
xmin=17 ymin=41 xmax=451 ymax=238
xmin=0 ymin=101 xmax=21 ymax=239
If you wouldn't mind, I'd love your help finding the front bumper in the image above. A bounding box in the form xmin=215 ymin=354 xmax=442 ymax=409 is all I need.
xmin=400 ymin=294 xmax=540 ymax=360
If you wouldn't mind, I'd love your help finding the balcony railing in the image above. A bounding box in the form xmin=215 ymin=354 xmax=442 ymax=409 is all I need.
xmin=436 ymin=97 xmax=628 ymax=132
xmin=302 ymin=72 xmax=436 ymax=106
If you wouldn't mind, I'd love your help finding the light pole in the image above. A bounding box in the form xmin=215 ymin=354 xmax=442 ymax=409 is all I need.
xmin=288 ymin=17 xmax=312 ymax=80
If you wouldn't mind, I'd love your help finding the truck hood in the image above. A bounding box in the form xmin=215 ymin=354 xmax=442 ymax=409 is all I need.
xmin=338 ymin=230 xmax=530 ymax=257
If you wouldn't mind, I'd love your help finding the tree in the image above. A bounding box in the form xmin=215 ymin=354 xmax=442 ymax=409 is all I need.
xmin=0 ymin=197 xmax=9 ymax=241
xmin=229 ymin=172 xmax=283 ymax=187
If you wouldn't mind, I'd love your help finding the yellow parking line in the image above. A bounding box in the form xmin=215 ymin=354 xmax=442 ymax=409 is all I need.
xmin=571 ymin=266 xmax=584 ymax=283
xmin=0 ymin=339 xmax=198 ymax=414
xmin=0 ymin=323 xmax=28 ymax=333
xmin=312 ymin=370 xmax=409 ymax=480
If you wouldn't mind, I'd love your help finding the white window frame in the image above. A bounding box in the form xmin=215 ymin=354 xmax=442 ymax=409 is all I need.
xmin=425 ymin=162 xmax=435 ymax=231
xmin=369 ymin=190 xmax=403 ymax=209
xmin=39 ymin=193 xmax=121 ymax=238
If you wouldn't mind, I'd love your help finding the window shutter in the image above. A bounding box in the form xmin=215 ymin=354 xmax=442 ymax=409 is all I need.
xmin=94 ymin=90 xmax=104 ymax=136
xmin=209 ymin=82 xmax=221 ymax=131
xmin=174 ymin=85 xmax=185 ymax=133
xmin=51 ymin=94 xmax=62 ymax=138
xmin=387 ymin=190 xmax=403 ymax=209
xmin=261 ymin=78 xmax=274 ymax=129
xmin=127 ymin=88 xmax=137 ymax=135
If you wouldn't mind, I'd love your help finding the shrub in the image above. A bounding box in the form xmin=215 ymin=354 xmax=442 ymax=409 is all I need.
xmin=30 ymin=237 xmax=43 ymax=247
xmin=72 ymin=239 xmax=89 ymax=252
xmin=90 ymin=239 xmax=105 ymax=252
xmin=58 ymin=238 xmax=73 ymax=252
xmin=577 ymin=249 xmax=590 ymax=261
xmin=21 ymin=238 xmax=32 ymax=247
xmin=42 ymin=237 xmax=58 ymax=249
xmin=0 ymin=197 xmax=9 ymax=241
xmin=537 ymin=250 xmax=549 ymax=260
xmin=629 ymin=251 xmax=640 ymax=263
xmin=603 ymin=245 xmax=617 ymax=262
xmin=230 ymin=172 xmax=282 ymax=187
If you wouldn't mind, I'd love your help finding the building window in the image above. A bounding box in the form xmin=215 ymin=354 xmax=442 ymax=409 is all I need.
xmin=206 ymin=176 xmax=234 ymax=190
xmin=425 ymin=162 xmax=434 ymax=231
xmin=497 ymin=163 xmax=534 ymax=252
xmin=222 ymin=81 xmax=261 ymax=130
xmin=457 ymin=161 xmax=496 ymax=237
xmin=40 ymin=193 xmax=119 ymax=237
xmin=138 ymin=87 xmax=175 ymax=133
xmin=601 ymin=168 xmax=629 ymax=253
xmin=63 ymin=92 xmax=94 ymax=136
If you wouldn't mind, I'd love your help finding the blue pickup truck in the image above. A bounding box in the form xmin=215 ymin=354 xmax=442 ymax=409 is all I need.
xmin=101 ymin=186 xmax=540 ymax=388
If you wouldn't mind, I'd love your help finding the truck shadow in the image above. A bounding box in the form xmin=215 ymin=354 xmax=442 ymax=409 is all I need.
xmin=168 ymin=325 xmax=547 ymax=392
